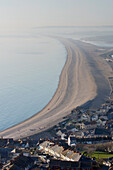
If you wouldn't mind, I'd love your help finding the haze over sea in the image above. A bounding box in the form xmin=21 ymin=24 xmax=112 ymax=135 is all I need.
xmin=0 ymin=26 xmax=113 ymax=131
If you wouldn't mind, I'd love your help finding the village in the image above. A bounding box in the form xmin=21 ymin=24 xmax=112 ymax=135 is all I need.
xmin=1 ymin=97 xmax=113 ymax=169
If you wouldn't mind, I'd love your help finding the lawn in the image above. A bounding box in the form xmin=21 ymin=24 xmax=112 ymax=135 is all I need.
xmin=91 ymin=151 xmax=113 ymax=160
xmin=82 ymin=151 xmax=113 ymax=160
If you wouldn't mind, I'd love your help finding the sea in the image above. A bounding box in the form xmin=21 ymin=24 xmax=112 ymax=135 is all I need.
xmin=0 ymin=28 xmax=67 ymax=131
xmin=0 ymin=26 xmax=113 ymax=131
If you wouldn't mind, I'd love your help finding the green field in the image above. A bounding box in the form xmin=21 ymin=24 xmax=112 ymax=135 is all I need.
xmin=82 ymin=151 xmax=113 ymax=160
xmin=91 ymin=151 xmax=113 ymax=160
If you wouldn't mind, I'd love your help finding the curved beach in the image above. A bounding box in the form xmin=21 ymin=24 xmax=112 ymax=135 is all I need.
xmin=0 ymin=38 xmax=112 ymax=139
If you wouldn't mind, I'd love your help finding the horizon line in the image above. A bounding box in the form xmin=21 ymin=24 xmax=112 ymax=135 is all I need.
xmin=33 ymin=25 xmax=113 ymax=29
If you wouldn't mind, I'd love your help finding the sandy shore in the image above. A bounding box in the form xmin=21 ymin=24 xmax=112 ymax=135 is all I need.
xmin=0 ymin=38 xmax=112 ymax=140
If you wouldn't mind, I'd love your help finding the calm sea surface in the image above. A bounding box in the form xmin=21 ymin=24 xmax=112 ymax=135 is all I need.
xmin=0 ymin=31 xmax=66 ymax=131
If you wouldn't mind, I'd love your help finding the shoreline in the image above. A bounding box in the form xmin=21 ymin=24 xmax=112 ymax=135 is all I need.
xmin=0 ymin=37 xmax=112 ymax=140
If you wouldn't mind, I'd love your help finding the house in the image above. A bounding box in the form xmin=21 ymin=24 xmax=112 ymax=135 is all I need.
xmin=68 ymin=136 xmax=76 ymax=146
xmin=76 ymin=122 xmax=85 ymax=129
xmin=80 ymin=113 xmax=90 ymax=122
xmin=39 ymin=141 xmax=54 ymax=151
xmin=11 ymin=148 xmax=23 ymax=159
xmin=54 ymin=139 xmax=69 ymax=149
xmin=106 ymin=120 xmax=113 ymax=129
xmin=96 ymin=119 xmax=104 ymax=126
xmin=50 ymin=156 xmax=94 ymax=170
xmin=73 ymin=131 xmax=84 ymax=138
xmin=79 ymin=155 xmax=95 ymax=170
xmin=84 ymin=121 xmax=97 ymax=130
xmin=61 ymin=150 xmax=80 ymax=161
xmin=48 ymin=145 xmax=64 ymax=158
xmin=49 ymin=159 xmax=79 ymax=169
xmin=70 ymin=128 xmax=78 ymax=133
xmin=91 ymin=114 xmax=98 ymax=121
xmin=39 ymin=141 xmax=64 ymax=158
xmin=8 ymin=154 xmax=34 ymax=170
xmin=66 ymin=125 xmax=76 ymax=131
xmin=61 ymin=133 xmax=67 ymax=140
xmin=56 ymin=130 xmax=62 ymax=137
xmin=0 ymin=148 xmax=13 ymax=163
xmin=39 ymin=140 xmax=81 ymax=162
xmin=70 ymin=153 xmax=82 ymax=162
xmin=0 ymin=138 xmax=14 ymax=147
xmin=99 ymin=116 xmax=108 ymax=121
xmin=94 ymin=128 xmax=111 ymax=136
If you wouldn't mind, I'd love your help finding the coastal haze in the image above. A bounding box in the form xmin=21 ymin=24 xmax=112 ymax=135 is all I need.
xmin=0 ymin=0 xmax=113 ymax=139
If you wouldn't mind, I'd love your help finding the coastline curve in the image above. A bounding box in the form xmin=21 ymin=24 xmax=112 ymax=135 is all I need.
xmin=0 ymin=37 xmax=111 ymax=139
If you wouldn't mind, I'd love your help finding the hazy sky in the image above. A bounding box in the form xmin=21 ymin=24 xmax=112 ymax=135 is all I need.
xmin=0 ymin=0 xmax=113 ymax=29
